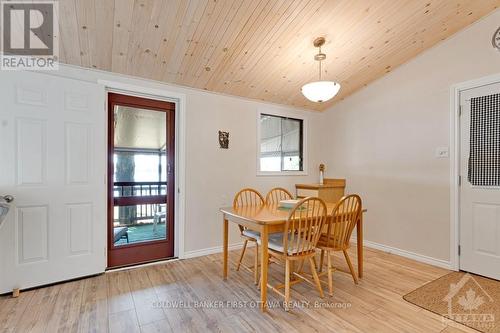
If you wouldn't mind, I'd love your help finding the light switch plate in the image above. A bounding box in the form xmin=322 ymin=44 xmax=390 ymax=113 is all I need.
xmin=435 ymin=147 xmax=449 ymax=158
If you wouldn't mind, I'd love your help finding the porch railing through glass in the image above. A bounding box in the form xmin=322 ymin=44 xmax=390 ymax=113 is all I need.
xmin=113 ymin=181 xmax=167 ymax=225
xmin=112 ymin=181 xmax=168 ymax=245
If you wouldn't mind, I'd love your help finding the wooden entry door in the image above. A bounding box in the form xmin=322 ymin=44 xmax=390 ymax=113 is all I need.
xmin=108 ymin=93 xmax=175 ymax=268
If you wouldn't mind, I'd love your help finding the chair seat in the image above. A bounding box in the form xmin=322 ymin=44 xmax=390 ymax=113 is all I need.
xmin=242 ymin=229 xmax=260 ymax=240
xmin=242 ymin=230 xmax=283 ymax=242
xmin=113 ymin=227 xmax=128 ymax=243
xmin=258 ymin=233 xmax=314 ymax=254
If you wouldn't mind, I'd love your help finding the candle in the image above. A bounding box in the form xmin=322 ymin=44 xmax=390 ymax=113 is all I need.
xmin=319 ymin=164 xmax=325 ymax=185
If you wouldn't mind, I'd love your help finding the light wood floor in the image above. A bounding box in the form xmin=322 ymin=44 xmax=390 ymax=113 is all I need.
xmin=0 ymin=246 xmax=478 ymax=333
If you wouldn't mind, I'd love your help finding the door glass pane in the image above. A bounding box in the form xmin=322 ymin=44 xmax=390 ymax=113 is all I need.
xmin=468 ymin=93 xmax=500 ymax=186
xmin=113 ymin=106 xmax=167 ymax=247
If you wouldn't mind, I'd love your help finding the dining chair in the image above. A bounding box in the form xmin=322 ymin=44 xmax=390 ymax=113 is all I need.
xmin=233 ymin=188 xmax=265 ymax=285
xmin=265 ymin=187 xmax=293 ymax=205
xmin=316 ymin=194 xmax=362 ymax=296
xmin=261 ymin=197 xmax=327 ymax=311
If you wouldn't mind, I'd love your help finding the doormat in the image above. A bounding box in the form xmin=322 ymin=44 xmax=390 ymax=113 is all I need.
xmin=404 ymin=271 xmax=500 ymax=333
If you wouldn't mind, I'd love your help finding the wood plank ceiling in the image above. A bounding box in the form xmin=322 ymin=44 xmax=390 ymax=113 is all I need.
xmin=57 ymin=0 xmax=500 ymax=111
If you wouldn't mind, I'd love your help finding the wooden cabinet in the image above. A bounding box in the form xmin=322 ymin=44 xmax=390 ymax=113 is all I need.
xmin=295 ymin=178 xmax=346 ymax=203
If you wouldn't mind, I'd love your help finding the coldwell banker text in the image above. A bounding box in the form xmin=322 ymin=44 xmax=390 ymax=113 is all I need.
xmin=1 ymin=1 xmax=59 ymax=70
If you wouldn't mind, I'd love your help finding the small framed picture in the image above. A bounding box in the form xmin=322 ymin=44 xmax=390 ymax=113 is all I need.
xmin=218 ymin=131 xmax=229 ymax=149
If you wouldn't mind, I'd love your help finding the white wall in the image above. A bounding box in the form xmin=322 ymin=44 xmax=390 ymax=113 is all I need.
xmin=42 ymin=65 xmax=324 ymax=256
xmin=323 ymin=9 xmax=500 ymax=263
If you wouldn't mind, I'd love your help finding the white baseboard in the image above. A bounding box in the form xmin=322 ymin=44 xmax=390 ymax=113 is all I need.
xmin=182 ymin=238 xmax=452 ymax=270
xmin=182 ymin=242 xmax=248 ymax=259
xmin=355 ymin=238 xmax=452 ymax=270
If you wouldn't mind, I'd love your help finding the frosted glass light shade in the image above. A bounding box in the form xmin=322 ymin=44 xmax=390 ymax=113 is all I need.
xmin=301 ymin=81 xmax=341 ymax=103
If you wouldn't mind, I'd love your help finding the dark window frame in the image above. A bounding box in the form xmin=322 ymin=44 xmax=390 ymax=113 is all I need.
xmin=259 ymin=113 xmax=304 ymax=172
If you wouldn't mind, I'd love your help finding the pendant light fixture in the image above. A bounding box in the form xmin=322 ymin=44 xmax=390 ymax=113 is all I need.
xmin=301 ymin=37 xmax=340 ymax=103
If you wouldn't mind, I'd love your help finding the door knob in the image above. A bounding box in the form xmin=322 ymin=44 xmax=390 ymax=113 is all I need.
xmin=1 ymin=195 xmax=14 ymax=203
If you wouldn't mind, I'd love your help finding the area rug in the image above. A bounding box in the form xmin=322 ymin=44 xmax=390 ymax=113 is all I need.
xmin=403 ymin=272 xmax=500 ymax=333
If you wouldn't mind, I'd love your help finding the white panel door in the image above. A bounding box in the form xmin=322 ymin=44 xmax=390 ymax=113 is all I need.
xmin=0 ymin=71 xmax=106 ymax=293
xmin=460 ymin=82 xmax=500 ymax=280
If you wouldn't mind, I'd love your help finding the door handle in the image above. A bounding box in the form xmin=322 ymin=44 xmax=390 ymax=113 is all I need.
xmin=1 ymin=195 xmax=14 ymax=203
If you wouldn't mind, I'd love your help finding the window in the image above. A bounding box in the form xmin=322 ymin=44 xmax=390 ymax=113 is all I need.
xmin=259 ymin=113 xmax=304 ymax=173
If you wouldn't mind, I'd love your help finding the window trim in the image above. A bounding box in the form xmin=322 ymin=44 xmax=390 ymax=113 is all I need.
xmin=256 ymin=108 xmax=308 ymax=176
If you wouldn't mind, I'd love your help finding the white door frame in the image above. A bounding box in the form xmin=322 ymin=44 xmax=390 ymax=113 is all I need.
xmin=98 ymin=80 xmax=187 ymax=260
xmin=449 ymin=72 xmax=500 ymax=271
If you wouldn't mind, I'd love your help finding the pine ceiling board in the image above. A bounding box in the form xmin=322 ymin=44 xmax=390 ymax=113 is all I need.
xmin=315 ymin=0 xmax=499 ymax=109
xmin=125 ymin=0 xmax=157 ymax=77
xmin=57 ymin=0 xmax=81 ymax=66
xmin=220 ymin=0 xmax=310 ymax=92
xmin=174 ymin=0 xmax=220 ymax=81
xmin=146 ymin=0 xmax=185 ymax=80
xmin=74 ymin=0 xmax=95 ymax=68
xmin=186 ymin=0 xmax=248 ymax=86
xmin=150 ymin=0 xmax=191 ymax=81
xmin=237 ymin=0 xmax=324 ymax=87
xmin=58 ymin=0 xmax=500 ymax=111
xmin=201 ymin=0 xmax=310 ymax=93
xmin=137 ymin=0 xmax=173 ymax=79
xmin=191 ymin=0 xmax=257 ymax=87
xmin=203 ymin=0 xmax=277 ymax=90
xmin=219 ymin=0 xmax=299 ymax=81
xmin=160 ymin=0 xmax=210 ymax=83
xmin=207 ymin=0 xmax=304 ymax=92
xmin=207 ymin=0 xmax=298 ymax=92
xmin=145 ymin=0 xmax=188 ymax=80
xmin=333 ymin=0 xmax=500 ymax=107
xmin=177 ymin=0 xmax=236 ymax=86
xmin=257 ymin=0 xmax=497 ymax=110
xmin=111 ymin=0 xmax=135 ymax=74
xmin=93 ymin=0 xmax=114 ymax=71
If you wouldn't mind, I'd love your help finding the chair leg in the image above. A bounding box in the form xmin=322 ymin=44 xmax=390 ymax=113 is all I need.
xmin=285 ymin=259 xmax=291 ymax=312
xmin=327 ymin=251 xmax=333 ymax=296
xmin=309 ymin=258 xmax=324 ymax=298
xmin=343 ymin=250 xmax=359 ymax=284
xmin=312 ymin=256 xmax=319 ymax=273
xmin=236 ymin=240 xmax=248 ymax=271
xmin=319 ymin=249 xmax=325 ymax=273
xmin=254 ymin=243 xmax=259 ymax=285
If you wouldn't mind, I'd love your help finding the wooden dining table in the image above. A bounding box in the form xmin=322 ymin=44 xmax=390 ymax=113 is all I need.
xmin=220 ymin=202 xmax=366 ymax=312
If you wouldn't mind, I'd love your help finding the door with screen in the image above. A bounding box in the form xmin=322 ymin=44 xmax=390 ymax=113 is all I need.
xmin=108 ymin=93 xmax=175 ymax=268
xmin=460 ymin=82 xmax=500 ymax=280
